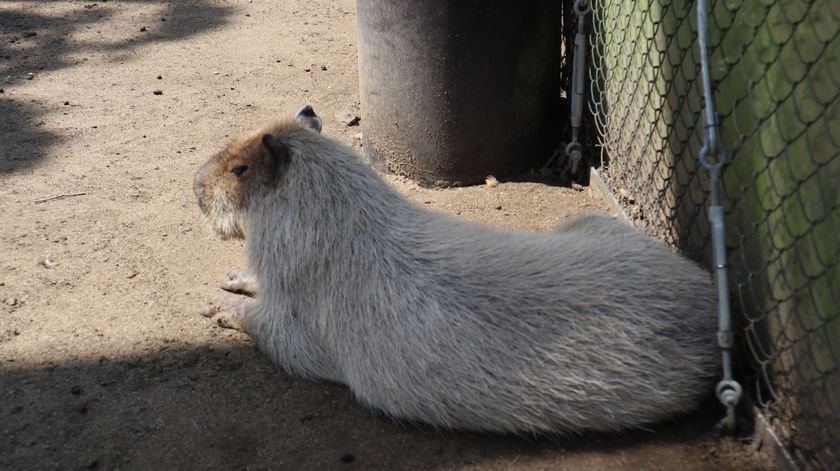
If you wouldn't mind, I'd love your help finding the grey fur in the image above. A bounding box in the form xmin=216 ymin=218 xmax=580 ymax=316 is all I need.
xmin=196 ymin=113 xmax=718 ymax=435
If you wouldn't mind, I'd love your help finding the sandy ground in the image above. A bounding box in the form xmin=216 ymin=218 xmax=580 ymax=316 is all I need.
xmin=0 ymin=1 xmax=774 ymax=470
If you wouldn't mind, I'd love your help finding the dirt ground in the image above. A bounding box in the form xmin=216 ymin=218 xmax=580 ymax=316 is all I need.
xmin=0 ymin=1 xmax=776 ymax=470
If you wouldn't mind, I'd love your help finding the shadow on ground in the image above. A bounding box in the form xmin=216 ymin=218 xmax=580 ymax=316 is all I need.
xmin=0 ymin=97 xmax=60 ymax=173
xmin=0 ymin=0 xmax=233 ymax=174
xmin=0 ymin=343 xmax=740 ymax=470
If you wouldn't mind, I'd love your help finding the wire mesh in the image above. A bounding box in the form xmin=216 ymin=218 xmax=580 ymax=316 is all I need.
xmin=585 ymin=0 xmax=840 ymax=468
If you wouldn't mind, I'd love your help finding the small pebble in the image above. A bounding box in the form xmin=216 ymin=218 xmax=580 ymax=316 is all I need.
xmin=63 ymin=101 xmax=70 ymax=106
xmin=304 ymin=67 xmax=311 ymax=72
xmin=140 ymin=26 xmax=147 ymax=32
xmin=320 ymin=64 xmax=327 ymax=71
xmin=13 ymin=328 xmax=20 ymax=336
xmin=0 ymin=88 xmax=5 ymax=93
xmin=152 ymin=90 xmax=163 ymax=95
xmin=4 ymin=297 xmax=18 ymax=307
xmin=339 ymin=453 xmax=355 ymax=463
xmin=38 ymin=256 xmax=58 ymax=268
xmin=495 ymin=205 xmax=503 ymax=210
xmin=70 ymin=385 xmax=82 ymax=395
xmin=26 ymin=73 xmax=34 ymax=80
xmin=485 ymin=175 xmax=499 ymax=188
xmin=335 ymin=109 xmax=360 ymax=126
xmin=156 ymin=75 xmax=162 ymax=80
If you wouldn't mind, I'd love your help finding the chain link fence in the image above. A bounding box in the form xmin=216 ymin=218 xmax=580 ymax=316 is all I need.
xmin=580 ymin=0 xmax=839 ymax=468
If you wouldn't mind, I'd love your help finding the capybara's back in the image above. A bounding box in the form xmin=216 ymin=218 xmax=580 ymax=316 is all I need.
xmin=322 ymin=209 xmax=718 ymax=434
xmin=195 ymin=107 xmax=719 ymax=434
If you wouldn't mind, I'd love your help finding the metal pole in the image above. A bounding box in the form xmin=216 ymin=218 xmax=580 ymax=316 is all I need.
xmin=696 ymin=0 xmax=742 ymax=432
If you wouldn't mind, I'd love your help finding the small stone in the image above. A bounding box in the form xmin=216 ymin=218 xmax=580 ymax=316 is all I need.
xmin=63 ymin=101 xmax=70 ymax=106
xmin=70 ymin=385 xmax=82 ymax=395
xmin=320 ymin=64 xmax=327 ymax=71
xmin=245 ymin=13 xmax=251 ymax=17
xmin=0 ymin=88 xmax=5 ymax=93
xmin=303 ymin=67 xmax=311 ymax=72
xmin=26 ymin=73 xmax=34 ymax=80
xmin=4 ymin=297 xmax=17 ymax=307
xmin=485 ymin=175 xmax=499 ymax=188
xmin=38 ymin=256 xmax=58 ymax=268
xmin=334 ymin=109 xmax=360 ymax=126
xmin=495 ymin=205 xmax=503 ymax=210
xmin=152 ymin=89 xmax=163 ymax=95
xmin=156 ymin=75 xmax=162 ymax=80
xmin=339 ymin=453 xmax=355 ymax=463
xmin=140 ymin=26 xmax=147 ymax=32
xmin=126 ymin=270 xmax=139 ymax=279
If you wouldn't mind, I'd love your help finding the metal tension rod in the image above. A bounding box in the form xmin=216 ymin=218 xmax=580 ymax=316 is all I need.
xmin=696 ymin=0 xmax=743 ymax=432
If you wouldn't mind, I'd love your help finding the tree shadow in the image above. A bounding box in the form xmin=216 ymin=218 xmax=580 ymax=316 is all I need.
xmin=0 ymin=96 xmax=61 ymax=173
xmin=0 ymin=0 xmax=234 ymax=174
xmin=1 ymin=343 xmax=741 ymax=470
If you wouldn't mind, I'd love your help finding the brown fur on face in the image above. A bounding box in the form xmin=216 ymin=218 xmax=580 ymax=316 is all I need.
xmin=193 ymin=121 xmax=298 ymax=239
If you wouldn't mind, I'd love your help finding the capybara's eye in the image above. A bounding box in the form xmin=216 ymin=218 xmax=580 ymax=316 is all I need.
xmin=231 ymin=165 xmax=248 ymax=176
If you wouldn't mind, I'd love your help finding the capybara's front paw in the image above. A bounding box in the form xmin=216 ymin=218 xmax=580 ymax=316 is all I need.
xmin=219 ymin=268 xmax=258 ymax=297
xmin=199 ymin=297 xmax=251 ymax=331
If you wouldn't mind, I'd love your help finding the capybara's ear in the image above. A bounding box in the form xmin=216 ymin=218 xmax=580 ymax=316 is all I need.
xmin=294 ymin=105 xmax=322 ymax=133
xmin=261 ymin=134 xmax=291 ymax=170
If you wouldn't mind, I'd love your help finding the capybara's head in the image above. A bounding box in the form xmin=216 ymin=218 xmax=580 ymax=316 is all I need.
xmin=193 ymin=105 xmax=322 ymax=239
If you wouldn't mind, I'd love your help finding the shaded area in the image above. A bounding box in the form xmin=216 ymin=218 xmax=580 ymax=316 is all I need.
xmin=0 ymin=0 xmax=234 ymax=79
xmin=0 ymin=344 xmax=764 ymax=470
xmin=0 ymin=97 xmax=60 ymax=173
xmin=0 ymin=0 xmax=234 ymax=173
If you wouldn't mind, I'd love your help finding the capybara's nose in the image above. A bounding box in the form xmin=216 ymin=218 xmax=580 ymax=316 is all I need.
xmin=193 ymin=162 xmax=210 ymax=204
xmin=193 ymin=173 xmax=204 ymax=201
